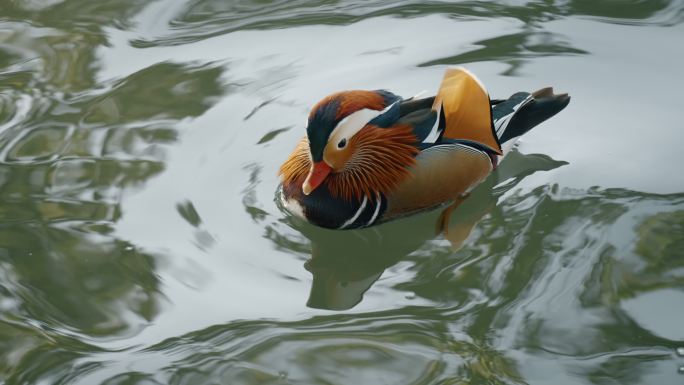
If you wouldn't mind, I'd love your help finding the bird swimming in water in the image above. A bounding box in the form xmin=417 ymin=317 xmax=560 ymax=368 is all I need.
xmin=279 ymin=67 xmax=570 ymax=229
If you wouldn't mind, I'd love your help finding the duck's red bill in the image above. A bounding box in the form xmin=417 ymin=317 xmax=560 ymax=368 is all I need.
xmin=302 ymin=161 xmax=332 ymax=195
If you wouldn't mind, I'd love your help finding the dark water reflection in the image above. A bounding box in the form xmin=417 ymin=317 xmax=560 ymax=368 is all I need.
xmin=1 ymin=0 xmax=683 ymax=384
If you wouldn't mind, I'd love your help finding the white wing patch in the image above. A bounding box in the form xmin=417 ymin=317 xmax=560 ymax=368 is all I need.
xmin=494 ymin=95 xmax=533 ymax=138
xmin=494 ymin=113 xmax=513 ymax=136
xmin=422 ymin=103 xmax=442 ymax=144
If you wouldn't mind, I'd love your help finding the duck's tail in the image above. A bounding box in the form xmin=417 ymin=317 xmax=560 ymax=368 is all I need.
xmin=492 ymin=87 xmax=570 ymax=144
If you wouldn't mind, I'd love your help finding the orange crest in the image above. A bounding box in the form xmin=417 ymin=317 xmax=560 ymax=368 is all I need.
xmin=309 ymin=90 xmax=386 ymax=121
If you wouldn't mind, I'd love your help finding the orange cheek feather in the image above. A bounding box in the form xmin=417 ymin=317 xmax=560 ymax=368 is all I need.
xmin=323 ymin=144 xmax=353 ymax=171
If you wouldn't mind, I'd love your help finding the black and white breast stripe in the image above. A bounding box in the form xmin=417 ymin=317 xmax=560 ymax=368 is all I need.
xmin=338 ymin=192 xmax=387 ymax=229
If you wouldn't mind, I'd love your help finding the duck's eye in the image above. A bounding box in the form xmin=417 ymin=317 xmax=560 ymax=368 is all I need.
xmin=337 ymin=138 xmax=347 ymax=149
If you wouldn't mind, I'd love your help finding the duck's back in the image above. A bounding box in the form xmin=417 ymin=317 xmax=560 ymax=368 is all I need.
xmin=385 ymin=68 xmax=570 ymax=219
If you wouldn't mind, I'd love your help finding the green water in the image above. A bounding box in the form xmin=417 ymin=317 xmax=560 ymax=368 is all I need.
xmin=1 ymin=0 xmax=684 ymax=384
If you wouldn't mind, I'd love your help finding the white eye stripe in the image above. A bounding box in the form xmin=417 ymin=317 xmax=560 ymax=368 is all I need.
xmin=328 ymin=102 xmax=398 ymax=146
xmin=328 ymin=108 xmax=381 ymax=145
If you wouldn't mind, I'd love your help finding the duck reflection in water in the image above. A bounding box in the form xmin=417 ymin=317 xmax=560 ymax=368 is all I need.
xmin=282 ymin=151 xmax=567 ymax=310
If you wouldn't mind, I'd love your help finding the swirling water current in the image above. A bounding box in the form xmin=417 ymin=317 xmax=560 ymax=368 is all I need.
xmin=1 ymin=1 xmax=683 ymax=384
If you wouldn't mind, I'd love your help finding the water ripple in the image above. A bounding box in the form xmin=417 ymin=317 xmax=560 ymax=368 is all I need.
xmin=0 ymin=0 xmax=683 ymax=383
xmin=130 ymin=0 xmax=684 ymax=47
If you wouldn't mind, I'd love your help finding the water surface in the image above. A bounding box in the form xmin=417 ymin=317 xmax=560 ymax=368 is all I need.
xmin=1 ymin=0 xmax=683 ymax=384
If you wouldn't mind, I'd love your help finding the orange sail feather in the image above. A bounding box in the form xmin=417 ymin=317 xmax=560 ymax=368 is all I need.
xmin=432 ymin=68 xmax=502 ymax=154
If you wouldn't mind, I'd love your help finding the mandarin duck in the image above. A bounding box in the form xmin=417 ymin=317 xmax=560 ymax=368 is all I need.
xmin=301 ymin=151 xmax=568 ymax=310
xmin=279 ymin=67 xmax=569 ymax=229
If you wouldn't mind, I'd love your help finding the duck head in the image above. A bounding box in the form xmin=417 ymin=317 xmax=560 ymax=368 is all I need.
xmin=298 ymin=90 xmax=417 ymax=199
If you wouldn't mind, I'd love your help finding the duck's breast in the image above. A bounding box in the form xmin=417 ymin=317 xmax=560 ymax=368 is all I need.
xmin=281 ymin=182 xmax=387 ymax=230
